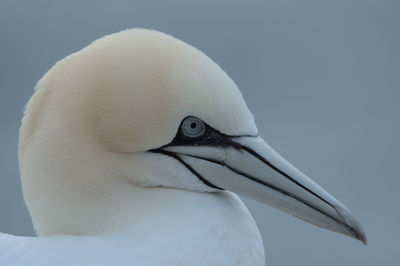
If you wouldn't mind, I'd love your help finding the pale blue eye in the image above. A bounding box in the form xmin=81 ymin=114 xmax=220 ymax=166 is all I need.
xmin=181 ymin=116 xmax=206 ymax=138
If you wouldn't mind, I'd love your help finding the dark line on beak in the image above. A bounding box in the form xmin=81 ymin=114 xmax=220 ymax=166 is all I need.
xmin=233 ymin=142 xmax=337 ymax=212
xmin=176 ymin=152 xmax=358 ymax=238
xmin=150 ymin=149 xmax=223 ymax=190
xmin=223 ymin=163 xmax=358 ymax=237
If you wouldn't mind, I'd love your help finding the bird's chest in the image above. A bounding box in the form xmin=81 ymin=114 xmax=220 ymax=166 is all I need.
xmin=114 ymin=191 xmax=265 ymax=266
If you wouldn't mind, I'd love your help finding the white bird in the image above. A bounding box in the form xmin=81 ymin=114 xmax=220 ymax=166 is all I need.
xmin=0 ymin=29 xmax=366 ymax=266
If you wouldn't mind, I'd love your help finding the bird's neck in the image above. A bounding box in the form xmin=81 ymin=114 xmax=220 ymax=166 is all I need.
xmin=34 ymin=182 xmax=266 ymax=265
xmin=28 ymin=174 xmax=259 ymax=238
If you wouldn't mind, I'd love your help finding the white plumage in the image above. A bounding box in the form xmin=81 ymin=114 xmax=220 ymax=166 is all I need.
xmin=0 ymin=191 xmax=264 ymax=265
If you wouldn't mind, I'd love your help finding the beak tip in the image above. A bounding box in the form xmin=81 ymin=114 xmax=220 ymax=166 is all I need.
xmin=352 ymin=225 xmax=367 ymax=245
xmin=360 ymin=234 xmax=367 ymax=245
xmin=334 ymin=204 xmax=367 ymax=245
xmin=356 ymin=227 xmax=367 ymax=245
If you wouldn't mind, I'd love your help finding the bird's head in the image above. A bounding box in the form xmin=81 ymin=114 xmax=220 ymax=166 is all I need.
xmin=19 ymin=29 xmax=365 ymax=243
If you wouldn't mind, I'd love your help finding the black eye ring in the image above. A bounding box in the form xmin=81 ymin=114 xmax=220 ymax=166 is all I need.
xmin=180 ymin=116 xmax=206 ymax=139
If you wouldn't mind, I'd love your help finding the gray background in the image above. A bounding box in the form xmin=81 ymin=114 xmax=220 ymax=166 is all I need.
xmin=0 ymin=1 xmax=398 ymax=265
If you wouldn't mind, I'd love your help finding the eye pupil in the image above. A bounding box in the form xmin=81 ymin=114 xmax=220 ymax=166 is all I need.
xmin=190 ymin=122 xmax=197 ymax=129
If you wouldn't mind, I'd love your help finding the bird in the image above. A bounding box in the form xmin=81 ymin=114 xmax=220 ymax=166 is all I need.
xmin=0 ymin=29 xmax=366 ymax=266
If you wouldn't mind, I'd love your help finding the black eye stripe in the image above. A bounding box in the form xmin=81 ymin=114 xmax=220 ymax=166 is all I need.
xmin=150 ymin=116 xmax=256 ymax=151
xmin=155 ymin=116 xmax=246 ymax=149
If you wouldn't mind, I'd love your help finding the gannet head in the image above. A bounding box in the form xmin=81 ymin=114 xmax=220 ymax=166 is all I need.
xmin=19 ymin=29 xmax=366 ymax=244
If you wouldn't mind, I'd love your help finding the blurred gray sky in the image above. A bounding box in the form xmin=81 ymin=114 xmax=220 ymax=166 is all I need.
xmin=0 ymin=1 xmax=399 ymax=265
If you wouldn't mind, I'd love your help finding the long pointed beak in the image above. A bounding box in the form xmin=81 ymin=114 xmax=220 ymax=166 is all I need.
xmin=163 ymin=136 xmax=366 ymax=244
